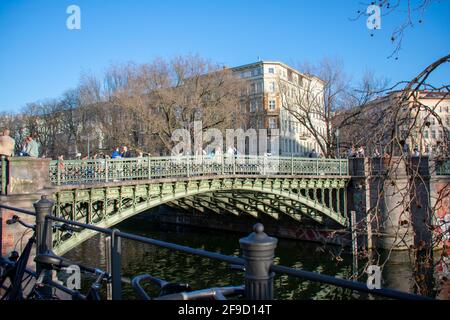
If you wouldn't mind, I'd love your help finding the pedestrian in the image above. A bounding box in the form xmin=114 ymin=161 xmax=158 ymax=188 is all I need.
xmin=412 ymin=147 xmax=420 ymax=157
xmin=58 ymin=155 xmax=65 ymax=171
xmin=227 ymin=145 xmax=235 ymax=156
xmin=309 ymin=149 xmax=318 ymax=158
xmin=357 ymin=146 xmax=365 ymax=158
xmin=121 ymin=146 xmax=131 ymax=158
xmin=347 ymin=146 xmax=356 ymax=158
xmin=0 ymin=129 xmax=15 ymax=157
xmin=373 ymin=148 xmax=381 ymax=158
xmin=21 ymin=134 xmax=39 ymax=158
xmin=111 ymin=147 xmax=121 ymax=159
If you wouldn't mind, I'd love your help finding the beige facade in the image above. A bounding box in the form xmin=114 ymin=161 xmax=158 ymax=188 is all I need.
xmin=231 ymin=61 xmax=327 ymax=156
xmin=358 ymin=91 xmax=450 ymax=155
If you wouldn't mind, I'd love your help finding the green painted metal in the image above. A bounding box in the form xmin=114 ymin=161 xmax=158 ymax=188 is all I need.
xmin=52 ymin=176 xmax=349 ymax=255
xmin=0 ymin=156 xmax=6 ymax=195
xmin=49 ymin=155 xmax=349 ymax=185
xmin=48 ymin=155 xmax=351 ymax=255
xmin=436 ymin=158 xmax=450 ymax=175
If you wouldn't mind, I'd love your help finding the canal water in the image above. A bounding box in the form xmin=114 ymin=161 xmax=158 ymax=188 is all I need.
xmin=64 ymin=210 xmax=421 ymax=300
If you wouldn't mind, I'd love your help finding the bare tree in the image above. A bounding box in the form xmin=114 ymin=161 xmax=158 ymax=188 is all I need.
xmin=352 ymin=0 xmax=440 ymax=58
xmin=278 ymin=58 xmax=355 ymax=157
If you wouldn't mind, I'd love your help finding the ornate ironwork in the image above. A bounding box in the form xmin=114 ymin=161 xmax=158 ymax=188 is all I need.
xmin=436 ymin=158 xmax=450 ymax=175
xmin=49 ymin=155 xmax=349 ymax=185
xmin=52 ymin=176 xmax=349 ymax=254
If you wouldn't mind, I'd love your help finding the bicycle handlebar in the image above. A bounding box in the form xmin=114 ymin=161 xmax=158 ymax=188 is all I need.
xmin=131 ymin=273 xmax=244 ymax=300
xmin=6 ymin=215 xmax=81 ymax=235
xmin=155 ymin=286 xmax=245 ymax=301
xmin=6 ymin=215 xmax=35 ymax=230
xmin=34 ymin=251 xmax=111 ymax=280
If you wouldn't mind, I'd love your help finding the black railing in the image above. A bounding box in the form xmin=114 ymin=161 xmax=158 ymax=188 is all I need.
xmin=0 ymin=196 xmax=432 ymax=300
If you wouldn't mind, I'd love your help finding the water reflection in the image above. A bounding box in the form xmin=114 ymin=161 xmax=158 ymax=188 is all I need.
xmin=64 ymin=211 xmax=418 ymax=300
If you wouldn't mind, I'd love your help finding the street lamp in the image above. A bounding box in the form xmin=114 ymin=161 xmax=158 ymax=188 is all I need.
xmin=335 ymin=128 xmax=340 ymax=159
xmin=81 ymin=133 xmax=94 ymax=159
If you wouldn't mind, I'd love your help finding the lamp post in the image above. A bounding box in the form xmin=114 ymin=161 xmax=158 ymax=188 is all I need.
xmin=82 ymin=133 xmax=94 ymax=159
xmin=335 ymin=128 xmax=340 ymax=158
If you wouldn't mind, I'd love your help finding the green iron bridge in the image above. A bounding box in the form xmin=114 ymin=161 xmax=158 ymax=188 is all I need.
xmin=45 ymin=155 xmax=350 ymax=254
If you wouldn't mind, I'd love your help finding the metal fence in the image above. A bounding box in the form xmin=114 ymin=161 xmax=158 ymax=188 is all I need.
xmin=49 ymin=155 xmax=350 ymax=185
xmin=436 ymin=158 xmax=450 ymax=175
xmin=0 ymin=197 xmax=431 ymax=300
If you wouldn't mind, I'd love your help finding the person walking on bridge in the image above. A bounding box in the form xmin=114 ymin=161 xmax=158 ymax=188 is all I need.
xmin=0 ymin=129 xmax=15 ymax=157
xmin=20 ymin=134 xmax=39 ymax=157
xmin=111 ymin=147 xmax=122 ymax=159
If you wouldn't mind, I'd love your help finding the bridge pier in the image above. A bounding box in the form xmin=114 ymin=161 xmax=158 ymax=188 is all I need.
xmin=0 ymin=157 xmax=54 ymax=256
xmin=347 ymin=157 xmax=449 ymax=251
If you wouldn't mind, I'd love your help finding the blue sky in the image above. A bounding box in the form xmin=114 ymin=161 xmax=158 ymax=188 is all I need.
xmin=0 ymin=0 xmax=449 ymax=112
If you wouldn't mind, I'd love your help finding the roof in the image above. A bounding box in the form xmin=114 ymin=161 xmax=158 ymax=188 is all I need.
xmin=231 ymin=61 xmax=325 ymax=85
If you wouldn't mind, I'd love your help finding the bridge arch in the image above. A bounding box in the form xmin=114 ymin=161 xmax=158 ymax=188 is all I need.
xmin=53 ymin=176 xmax=349 ymax=255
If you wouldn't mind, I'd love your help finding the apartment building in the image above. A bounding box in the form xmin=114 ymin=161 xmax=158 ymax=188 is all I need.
xmin=231 ymin=61 xmax=327 ymax=156
xmin=336 ymin=90 xmax=450 ymax=156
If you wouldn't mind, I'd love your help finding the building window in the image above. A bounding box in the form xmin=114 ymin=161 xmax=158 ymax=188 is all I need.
xmin=250 ymin=100 xmax=257 ymax=112
xmin=268 ymin=67 xmax=274 ymax=74
xmin=268 ymin=82 xmax=275 ymax=93
xmin=269 ymin=118 xmax=277 ymax=129
xmin=424 ymin=130 xmax=429 ymax=139
xmin=269 ymin=100 xmax=276 ymax=111
xmin=287 ymin=70 xmax=293 ymax=82
xmin=431 ymin=130 xmax=436 ymax=139
xmin=257 ymin=81 xmax=263 ymax=93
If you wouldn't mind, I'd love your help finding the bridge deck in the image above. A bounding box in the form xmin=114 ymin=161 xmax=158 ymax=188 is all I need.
xmin=49 ymin=155 xmax=349 ymax=186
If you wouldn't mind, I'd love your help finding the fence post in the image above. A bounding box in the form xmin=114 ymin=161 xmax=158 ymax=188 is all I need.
xmin=239 ymin=223 xmax=277 ymax=300
xmin=105 ymin=159 xmax=109 ymax=183
xmin=110 ymin=229 xmax=122 ymax=300
xmin=105 ymin=235 xmax=112 ymax=300
xmin=148 ymin=156 xmax=151 ymax=179
xmin=262 ymin=156 xmax=266 ymax=175
xmin=1 ymin=156 xmax=6 ymax=195
xmin=291 ymin=155 xmax=294 ymax=175
xmin=186 ymin=156 xmax=190 ymax=178
xmin=56 ymin=161 xmax=61 ymax=186
xmin=351 ymin=210 xmax=358 ymax=281
xmin=34 ymin=195 xmax=55 ymax=298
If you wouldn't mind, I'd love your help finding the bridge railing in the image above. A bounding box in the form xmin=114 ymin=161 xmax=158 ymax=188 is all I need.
xmin=0 ymin=197 xmax=431 ymax=300
xmin=49 ymin=155 xmax=349 ymax=185
xmin=436 ymin=158 xmax=450 ymax=175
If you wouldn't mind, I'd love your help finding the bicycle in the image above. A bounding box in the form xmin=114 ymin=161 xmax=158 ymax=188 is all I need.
xmin=131 ymin=273 xmax=245 ymax=300
xmin=30 ymin=251 xmax=111 ymax=300
xmin=0 ymin=214 xmax=111 ymax=300
xmin=0 ymin=215 xmax=37 ymax=300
